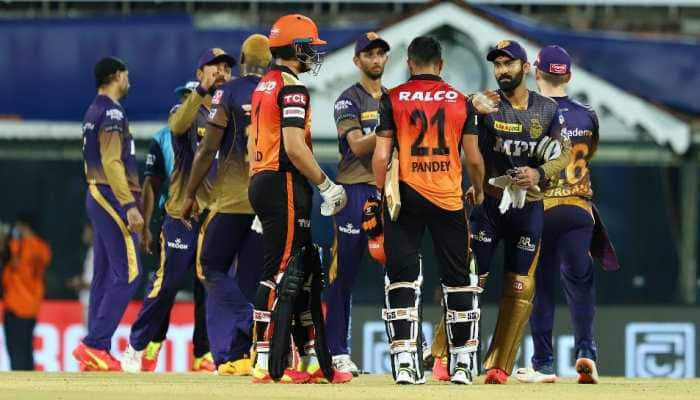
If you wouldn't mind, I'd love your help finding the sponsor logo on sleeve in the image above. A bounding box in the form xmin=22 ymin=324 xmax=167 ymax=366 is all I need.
xmin=283 ymin=93 xmax=307 ymax=106
xmin=283 ymin=107 xmax=306 ymax=119
xmin=105 ymin=109 xmax=124 ymax=121
xmin=146 ymin=154 xmax=156 ymax=166
xmin=335 ymin=99 xmax=353 ymax=111
xmin=516 ymin=236 xmax=536 ymax=252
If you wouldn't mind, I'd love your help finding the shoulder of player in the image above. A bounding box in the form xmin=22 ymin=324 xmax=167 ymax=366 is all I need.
xmin=530 ymin=90 xmax=559 ymax=108
xmin=281 ymin=71 xmax=305 ymax=87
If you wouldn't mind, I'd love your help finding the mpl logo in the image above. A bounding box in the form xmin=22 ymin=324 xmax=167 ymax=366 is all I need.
xmin=625 ymin=322 xmax=695 ymax=378
xmin=362 ymin=321 xmax=432 ymax=374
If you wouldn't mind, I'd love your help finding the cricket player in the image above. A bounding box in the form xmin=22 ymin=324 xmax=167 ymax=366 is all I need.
xmin=471 ymin=40 xmax=571 ymax=384
xmin=515 ymin=45 xmax=618 ymax=385
xmin=73 ymin=56 xmax=143 ymax=371
xmin=135 ymin=81 xmax=214 ymax=372
xmin=121 ymin=48 xmax=235 ymax=373
xmin=373 ymin=36 xmax=485 ymax=385
xmin=248 ymin=14 xmax=350 ymax=384
xmin=325 ymin=31 xmax=391 ymax=376
xmin=181 ymin=34 xmax=272 ymax=375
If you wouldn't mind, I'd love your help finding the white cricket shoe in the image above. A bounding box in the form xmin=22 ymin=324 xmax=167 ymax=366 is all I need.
xmin=332 ymin=354 xmax=360 ymax=377
xmin=121 ymin=344 xmax=144 ymax=373
xmin=514 ymin=367 xmax=557 ymax=383
xmin=450 ymin=363 xmax=473 ymax=385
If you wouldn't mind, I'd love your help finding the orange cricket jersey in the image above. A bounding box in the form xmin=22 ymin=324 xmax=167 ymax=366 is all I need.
xmin=249 ymin=64 xmax=313 ymax=176
xmin=383 ymin=75 xmax=476 ymax=211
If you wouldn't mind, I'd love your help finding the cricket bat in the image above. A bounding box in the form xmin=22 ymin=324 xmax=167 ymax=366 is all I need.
xmin=385 ymin=150 xmax=401 ymax=221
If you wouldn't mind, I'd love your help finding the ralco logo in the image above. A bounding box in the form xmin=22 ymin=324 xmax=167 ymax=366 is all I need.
xmin=398 ymin=90 xmax=458 ymax=102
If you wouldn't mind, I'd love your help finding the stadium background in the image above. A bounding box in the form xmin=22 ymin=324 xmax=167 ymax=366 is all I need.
xmin=0 ymin=0 xmax=699 ymax=378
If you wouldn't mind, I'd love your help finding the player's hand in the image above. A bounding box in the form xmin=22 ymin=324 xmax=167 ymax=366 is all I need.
xmin=199 ymin=69 xmax=218 ymax=93
xmin=465 ymin=186 xmax=484 ymax=207
xmin=361 ymin=197 xmax=383 ymax=238
xmin=514 ymin=167 xmax=540 ymax=189
xmin=317 ymin=177 xmax=348 ymax=216
xmin=472 ymin=91 xmax=499 ymax=114
xmin=126 ymin=207 xmax=144 ymax=234
xmin=140 ymin=227 xmax=153 ymax=255
xmin=180 ymin=196 xmax=199 ymax=230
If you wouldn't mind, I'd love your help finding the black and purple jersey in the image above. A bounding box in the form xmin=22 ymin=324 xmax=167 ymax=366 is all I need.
xmin=207 ymin=75 xmax=260 ymax=214
xmin=82 ymin=94 xmax=140 ymax=208
xmin=334 ymin=83 xmax=386 ymax=185
xmin=544 ymin=96 xmax=599 ymax=199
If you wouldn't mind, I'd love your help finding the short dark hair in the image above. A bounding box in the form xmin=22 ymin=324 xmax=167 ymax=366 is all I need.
xmin=270 ymin=45 xmax=297 ymax=61
xmin=538 ymin=69 xmax=569 ymax=85
xmin=407 ymin=36 xmax=442 ymax=67
xmin=15 ymin=212 xmax=38 ymax=233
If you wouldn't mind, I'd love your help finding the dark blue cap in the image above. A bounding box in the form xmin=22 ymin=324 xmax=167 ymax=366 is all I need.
xmin=197 ymin=48 xmax=236 ymax=70
xmin=534 ymin=45 xmax=572 ymax=75
xmin=355 ymin=32 xmax=390 ymax=56
xmin=486 ymin=40 xmax=528 ymax=63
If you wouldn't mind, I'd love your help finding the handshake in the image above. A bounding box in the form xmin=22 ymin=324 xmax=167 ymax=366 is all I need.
xmin=317 ymin=176 xmax=347 ymax=216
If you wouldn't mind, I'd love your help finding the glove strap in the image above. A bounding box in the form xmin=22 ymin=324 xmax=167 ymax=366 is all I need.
xmin=317 ymin=175 xmax=331 ymax=192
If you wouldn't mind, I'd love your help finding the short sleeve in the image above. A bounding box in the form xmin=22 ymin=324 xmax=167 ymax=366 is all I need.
xmin=207 ymin=88 xmax=231 ymax=129
xmin=461 ymin=99 xmax=479 ymax=136
xmin=144 ymin=139 xmax=166 ymax=179
xmin=279 ymin=85 xmax=310 ymax=129
xmin=100 ymin=108 xmax=126 ymax=135
xmin=376 ymin=93 xmax=395 ymax=137
xmin=334 ymin=96 xmax=362 ymax=138
xmin=548 ymin=106 xmax=567 ymax=141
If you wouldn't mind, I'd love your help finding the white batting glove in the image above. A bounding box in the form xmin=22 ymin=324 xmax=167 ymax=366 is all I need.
xmin=251 ymin=215 xmax=263 ymax=234
xmin=317 ymin=176 xmax=347 ymax=216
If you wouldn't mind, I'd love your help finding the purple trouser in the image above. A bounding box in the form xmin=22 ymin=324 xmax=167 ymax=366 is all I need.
xmin=129 ymin=215 xmax=203 ymax=352
xmin=324 ymin=183 xmax=377 ymax=356
xmin=198 ymin=211 xmax=262 ymax=365
xmin=84 ymin=185 xmax=142 ymax=351
xmin=530 ymin=204 xmax=597 ymax=369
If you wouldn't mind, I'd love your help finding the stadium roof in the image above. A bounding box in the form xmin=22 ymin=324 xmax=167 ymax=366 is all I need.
xmin=308 ymin=0 xmax=692 ymax=154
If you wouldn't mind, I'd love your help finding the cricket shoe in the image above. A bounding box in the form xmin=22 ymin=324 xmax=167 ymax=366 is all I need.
xmin=576 ymin=358 xmax=600 ymax=384
xmin=450 ymin=362 xmax=473 ymax=385
xmin=307 ymin=365 xmax=353 ymax=384
xmin=251 ymin=366 xmax=310 ymax=384
xmin=121 ymin=344 xmax=144 ymax=373
xmin=192 ymin=352 xmax=216 ymax=372
xmin=484 ymin=368 xmax=509 ymax=384
xmin=332 ymin=354 xmax=360 ymax=377
xmin=514 ymin=365 xmax=557 ymax=383
xmin=72 ymin=342 xmax=122 ymax=372
xmin=217 ymin=357 xmax=252 ymax=376
xmin=395 ymin=364 xmax=425 ymax=385
xmin=141 ymin=341 xmax=162 ymax=372
xmin=431 ymin=357 xmax=449 ymax=382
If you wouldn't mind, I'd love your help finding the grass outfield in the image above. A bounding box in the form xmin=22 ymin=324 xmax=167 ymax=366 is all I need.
xmin=0 ymin=373 xmax=697 ymax=400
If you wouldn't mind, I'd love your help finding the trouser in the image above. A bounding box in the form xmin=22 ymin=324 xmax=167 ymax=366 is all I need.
xmin=84 ymin=185 xmax=141 ymax=351
xmin=325 ymin=183 xmax=377 ymax=356
xmin=3 ymin=310 xmax=36 ymax=370
xmin=530 ymin=203 xmax=597 ymax=369
xmin=382 ymin=183 xmax=472 ymax=377
xmin=198 ymin=210 xmax=261 ymax=365
xmin=129 ymin=214 xmax=210 ymax=357
xmin=248 ymin=171 xmax=316 ymax=365
xmin=469 ymin=195 xmax=543 ymax=373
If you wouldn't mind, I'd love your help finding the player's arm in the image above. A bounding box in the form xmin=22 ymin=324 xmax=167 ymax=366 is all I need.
xmin=372 ymin=93 xmax=396 ymax=190
xmin=140 ymin=139 xmax=165 ymax=253
xmin=168 ymin=72 xmax=216 ymax=135
xmin=98 ymin=117 xmax=142 ymax=233
xmin=462 ymin=100 xmax=485 ymax=205
xmin=588 ymin=109 xmax=600 ymax=160
xmin=182 ymin=122 xmax=225 ymax=221
xmin=334 ymin=97 xmax=375 ymax=157
xmin=536 ymin=109 xmax=572 ymax=185
xmin=279 ymin=85 xmax=325 ymax=185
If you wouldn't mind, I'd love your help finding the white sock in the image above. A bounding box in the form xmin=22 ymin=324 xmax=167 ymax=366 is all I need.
xmin=256 ymin=352 xmax=268 ymax=370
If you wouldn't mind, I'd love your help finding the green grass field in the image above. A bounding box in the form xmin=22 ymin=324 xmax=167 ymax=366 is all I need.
xmin=0 ymin=373 xmax=698 ymax=400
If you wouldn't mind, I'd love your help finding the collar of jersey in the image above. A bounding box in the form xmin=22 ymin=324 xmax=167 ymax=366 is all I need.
xmin=271 ymin=64 xmax=299 ymax=79
xmin=408 ymin=74 xmax=442 ymax=82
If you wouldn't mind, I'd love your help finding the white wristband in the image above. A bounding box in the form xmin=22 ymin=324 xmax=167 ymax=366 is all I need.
xmin=317 ymin=175 xmax=331 ymax=192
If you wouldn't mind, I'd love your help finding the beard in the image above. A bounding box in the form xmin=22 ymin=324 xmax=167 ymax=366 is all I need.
xmin=497 ymin=68 xmax=524 ymax=92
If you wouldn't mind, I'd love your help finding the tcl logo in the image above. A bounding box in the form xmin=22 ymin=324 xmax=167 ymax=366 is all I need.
xmin=398 ymin=90 xmax=458 ymax=102
xmin=255 ymin=81 xmax=277 ymax=93
xmin=284 ymin=93 xmax=307 ymax=105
